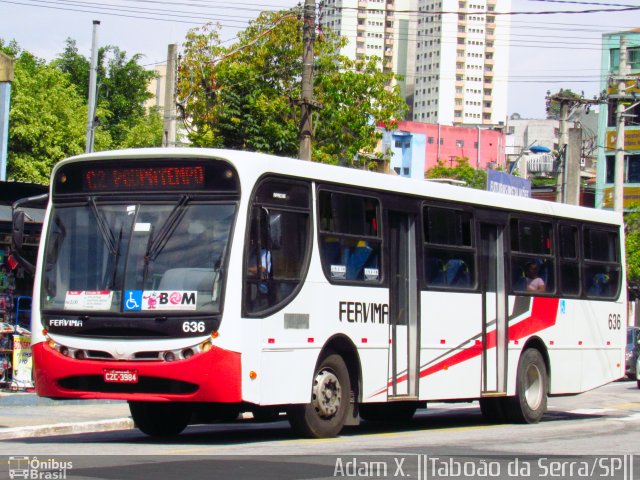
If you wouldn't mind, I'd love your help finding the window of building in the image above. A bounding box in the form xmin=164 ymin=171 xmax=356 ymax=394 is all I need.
xmin=605 ymin=154 xmax=640 ymax=183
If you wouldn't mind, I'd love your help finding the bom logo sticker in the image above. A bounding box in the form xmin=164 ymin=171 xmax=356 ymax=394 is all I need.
xmin=138 ymin=291 xmax=197 ymax=311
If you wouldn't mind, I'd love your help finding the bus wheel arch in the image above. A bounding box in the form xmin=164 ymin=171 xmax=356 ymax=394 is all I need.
xmin=507 ymin=340 xmax=549 ymax=424
xmin=287 ymin=335 xmax=361 ymax=438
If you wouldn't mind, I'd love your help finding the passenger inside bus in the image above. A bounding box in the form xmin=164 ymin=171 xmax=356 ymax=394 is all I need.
xmin=525 ymin=261 xmax=545 ymax=292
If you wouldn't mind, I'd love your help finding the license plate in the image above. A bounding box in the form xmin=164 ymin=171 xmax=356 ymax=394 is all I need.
xmin=103 ymin=369 xmax=138 ymax=384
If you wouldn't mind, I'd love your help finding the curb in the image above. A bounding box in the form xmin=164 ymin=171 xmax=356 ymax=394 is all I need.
xmin=0 ymin=392 xmax=126 ymax=407
xmin=0 ymin=418 xmax=134 ymax=440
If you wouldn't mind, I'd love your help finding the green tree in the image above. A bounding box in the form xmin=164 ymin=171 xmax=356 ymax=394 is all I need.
xmin=625 ymin=206 xmax=640 ymax=283
xmin=425 ymin=157 xmax=487 ymax=190
xmin=119 ymin=107 xmax=164 ymax=148
xmin=546 ymin=89 xmax=582 ymax=120
xmin=6 ymin=48 xmax=88 ymax=183
xmin=55 ymin=41 xmax=157 ymax=148
xmin=99 ymin=47 xmax=156 ymax=146
xmin=52 ymin=38 xmax=90 ymax=99
xmin=178 ymin=12 xmax=407 ymax=164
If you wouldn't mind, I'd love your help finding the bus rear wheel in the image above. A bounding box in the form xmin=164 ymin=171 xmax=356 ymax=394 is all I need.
xmin=507 ymin=348 xmax=548 ymax=424
xmin=287 ymin=353 xmax=350 ymax=438
xmin=128 ymin=401 xmax=191 ymax=436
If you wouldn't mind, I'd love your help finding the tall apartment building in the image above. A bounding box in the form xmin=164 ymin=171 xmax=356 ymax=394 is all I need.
xmin=413 ymin=0 xmax=510 ymax=126
xmin=318 ymin=0 xmax=418 ymax=106
xmin=595 ymin=29 xmax=640 ymax=210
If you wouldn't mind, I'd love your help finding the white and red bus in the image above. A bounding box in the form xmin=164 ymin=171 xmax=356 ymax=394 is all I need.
xmin=14 ymin=148 xmax=627 ymax=438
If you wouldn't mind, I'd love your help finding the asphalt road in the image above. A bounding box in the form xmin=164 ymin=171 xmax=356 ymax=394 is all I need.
xmin=1 ymin=380 xmax=638 ymax=479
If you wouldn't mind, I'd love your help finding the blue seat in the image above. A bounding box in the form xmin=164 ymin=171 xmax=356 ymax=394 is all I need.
xmin=445 ymin=259 xmax=470 ymax=287
xmin=346 ymin=244 xmax=373 ymax=280
xmin=588 ymin=273 xmax=610 ymax=296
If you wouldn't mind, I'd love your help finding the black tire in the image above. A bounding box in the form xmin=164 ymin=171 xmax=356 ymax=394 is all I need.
xmin=128 ymin=401 xmax=191 ymax=436
xmin=479 ymin=397 xmax=507 ymax=423
xmin=506 ymin=348 xmax=548 ymax=424
xmin=359 ymin=402 xmax=417 ymax=422
xmin=637 ymin=379 xmax=640 ymax=389
xmin=287 ymin=353 xmax=350 ymax=438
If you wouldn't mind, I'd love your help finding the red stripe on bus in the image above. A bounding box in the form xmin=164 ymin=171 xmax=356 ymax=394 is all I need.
xmin=369 ymin=297 xmax=560 ymax=398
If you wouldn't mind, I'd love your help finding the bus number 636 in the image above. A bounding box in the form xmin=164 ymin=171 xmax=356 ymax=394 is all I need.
xmin=608 ymin=313 xmax=621 ymax=330
xmin=182 ymin=321 xmax=206 ymax=333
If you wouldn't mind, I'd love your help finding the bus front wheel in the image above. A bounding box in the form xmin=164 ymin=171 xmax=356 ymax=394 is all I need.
xmin=287 ymin=353 xmax=350 ymax=438
xmin=507 ymin=348 xmax=548 ymax=424
xmin=128 ymin=401 xmax=191 ymax=436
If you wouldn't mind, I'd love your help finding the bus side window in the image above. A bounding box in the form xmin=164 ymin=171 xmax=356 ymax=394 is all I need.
xmin=318 ymin=190 xmax=381 ymax=284
xmin=583 ymin=227 xmax=621 ymax=300
xmin=509 ymin=218 xmax=555 ymax=294
xmin=423 ymin=205 xmax=475 ymax=290
xmin=244 ymin=179 xmax=311 ymax=315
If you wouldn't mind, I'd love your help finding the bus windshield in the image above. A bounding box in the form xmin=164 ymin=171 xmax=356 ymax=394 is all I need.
xmin=42 ymin=199 xmax=235 ymax=314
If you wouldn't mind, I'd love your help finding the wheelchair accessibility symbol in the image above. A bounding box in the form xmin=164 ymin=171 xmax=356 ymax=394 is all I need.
xmin=124 ymin=290 xmax=142 ymax=311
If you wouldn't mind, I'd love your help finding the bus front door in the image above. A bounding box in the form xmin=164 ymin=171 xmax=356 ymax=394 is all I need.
xmin=387 ymin=211 xmax=419 ymax=399
xmin=480 ymin=222 xmax=508 ymax=396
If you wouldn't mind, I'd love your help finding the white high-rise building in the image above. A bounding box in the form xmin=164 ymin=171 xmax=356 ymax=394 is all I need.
xmin=319 ymin=0 xmax=418 ymax=105
xmin=413 ymin=0 xmax=510 ymax=125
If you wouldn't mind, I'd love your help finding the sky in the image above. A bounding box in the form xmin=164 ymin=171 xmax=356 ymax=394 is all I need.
xmin=0 ymin=0 xmax=638 ymax=119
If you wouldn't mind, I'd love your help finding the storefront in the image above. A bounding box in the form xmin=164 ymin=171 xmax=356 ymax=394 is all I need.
xmin=0 ymin=181 xmax=47 ymax=388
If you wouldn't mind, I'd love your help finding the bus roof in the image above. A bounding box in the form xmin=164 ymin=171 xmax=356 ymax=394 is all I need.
xmin=59 ymin=148 xmax=622 ymax=226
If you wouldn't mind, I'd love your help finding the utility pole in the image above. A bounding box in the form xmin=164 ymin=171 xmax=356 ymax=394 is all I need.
xmin=614 ymin=37 xmax=627 ymax=213
xmin=546 ymin=90 xmax=603 ymax=204
xmin=0 ymin=52 xmax=14 ymax=181
xmin=565 ymin=128 xmax=582 ymax=206
xmin=298 ymin=0 xmax=315 ymax=161
xmin=85 ymin=20 xmax=100 ymax=154
xmin=555 ymin=100 xmax=569 ymax=203
xmin=162 ymin=44 xmax=177 ymax=148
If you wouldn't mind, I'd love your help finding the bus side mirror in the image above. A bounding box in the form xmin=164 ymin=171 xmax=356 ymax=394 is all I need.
xmin=11 ymin=193 xmax=48 ymax=276
xmin=11 ymin=210 xmax=35 ymax=275
xmin=12 ymin=210 xmax=26 ymax=251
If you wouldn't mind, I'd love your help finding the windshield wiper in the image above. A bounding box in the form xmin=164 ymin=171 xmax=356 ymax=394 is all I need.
xmin=144 ymin=195 xmax=190 ymax=263
xmin=105 ymin=225 xmax=123 ymax=289
xmin=89 ymin=197 xmax=118 ymax=255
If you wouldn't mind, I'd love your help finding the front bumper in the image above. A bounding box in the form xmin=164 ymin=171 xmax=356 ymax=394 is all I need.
xmin=32 ymin=341 xmax=242 ymax=402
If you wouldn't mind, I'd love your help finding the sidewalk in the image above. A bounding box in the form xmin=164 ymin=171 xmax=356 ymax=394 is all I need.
xmin=0 ymin=391 xmax=133 ymax=440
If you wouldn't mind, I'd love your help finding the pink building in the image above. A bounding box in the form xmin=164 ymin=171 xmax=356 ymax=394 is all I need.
xmin=398 ymin=121 xmax=507 ymax=172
